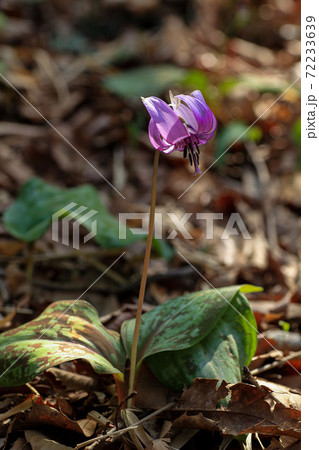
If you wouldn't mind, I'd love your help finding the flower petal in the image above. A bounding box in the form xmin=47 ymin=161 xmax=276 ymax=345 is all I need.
xmin=142 ymin=96 xmax=189 ymax=144
xmin=196 ymin=115 xmax=217 ymax=142
xmin=176 ymin=90 xmax=216 ymax=135
xmin=172 ymin=103 xmax=198 ymax=132
xmin=148 ymin=119 xmax=174 ymax=152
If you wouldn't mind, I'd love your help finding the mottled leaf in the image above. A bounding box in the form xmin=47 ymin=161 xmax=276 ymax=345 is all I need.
xmin=0 ymin=300 xmax=125 ymax=387
xmin=146 ymin=290 xmax=259 ymax=390
xmin=3 ymin=177 xmax=138 ymax=248
xmin=121 ymin=285 xmax=261 ymax=391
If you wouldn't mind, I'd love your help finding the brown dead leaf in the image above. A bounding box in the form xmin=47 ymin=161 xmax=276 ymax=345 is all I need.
xmin=24 ymin=430 xmax=73 ymax=449
xmin=76 ymin=417 xmax=97 ymax=438
xmin=265 ymin=436 xmax=301 ymax=449
xmin=256 ymin=378 xmax=301 ymax=410
xmin=279 ymin=436 xmax=301 ymax=449
xmin=10 ymin=437 xmax=28 ymax=450
xmin=87 ymin=410 xmax=110 ymax=427
xmin=173 ymin=379 xmax=300 ymax=439
xmin=19 ymin=398 xmax=96 ymax=437
xmin=145 ymin=439 xmax=171 ymax=450
xmin=45 ymin=367 xmax=99 ymax=392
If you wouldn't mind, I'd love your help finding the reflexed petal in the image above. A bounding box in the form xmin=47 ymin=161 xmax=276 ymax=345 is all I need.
xmin=148 ymin=119 xmax=174 ymax=152
xmin=176 ymin=90 xmax=216 ymax=135
xmin=192 ymin=90 xmax=217 ymax=136
xmin=191 ymin=90 xmax=207 ymax=105
xmin=142 ymin=96 xmax=188 ymax=144
xmin=197 ymin=113 xmax=218 ymax=142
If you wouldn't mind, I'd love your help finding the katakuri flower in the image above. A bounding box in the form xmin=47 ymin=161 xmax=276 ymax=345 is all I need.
xmin=142 ymin=90 xmax=217 ymax=174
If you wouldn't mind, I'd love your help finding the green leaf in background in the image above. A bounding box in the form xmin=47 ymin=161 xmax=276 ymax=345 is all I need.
xmin=292 ymin=118 xmax=301 ymax=148
xmin=215 ymin=121 xmax=262 ymax=167
xmin=103 ymin=65 xmax=188 ymax=98
xmin=219 ymin=74 xmax=296 ymax=96
xmin=0 ymin=12 xmax=7 ymax=31
xmin=3 ymin=177 xmax=138 ymax=248
xmin=121 ymin=285 xmax=261 ymax=391
xmin=152 ymin=238 xmax=174 ymax=262
xmin=0 ymin=300 xmax=126 ymax=387
xmin=181 ymin=69 xmax=211 ymax=97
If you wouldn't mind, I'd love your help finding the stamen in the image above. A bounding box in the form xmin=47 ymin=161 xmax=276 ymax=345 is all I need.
xmin=195 ymin=143 xmax=200 ymax=154
xmin=183 ymin=146 xmax=187 ymax=158
xmin=188 ymin=151 xmax=193 ymax=166
xmin=189 ymin=142 xmax=195 ymax=154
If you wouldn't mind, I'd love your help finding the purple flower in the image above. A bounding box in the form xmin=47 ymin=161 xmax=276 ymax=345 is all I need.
xmin=142 ymin=90 xmax=217 ymax=173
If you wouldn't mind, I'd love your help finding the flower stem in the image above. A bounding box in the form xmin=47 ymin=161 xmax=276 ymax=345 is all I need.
xmin=127 ymin=150 xmax=160 ymax=406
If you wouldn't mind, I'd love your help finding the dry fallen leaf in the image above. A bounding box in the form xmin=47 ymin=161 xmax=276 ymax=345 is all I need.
xmin=10 ymin=437 xmax=28 ymax=450
xmin=145 ymin=439 xmax=171 ymax=450
xmin=173 ymin=378 xmax=300 ymax=439
xmin=256 ymin=378 xmax=301 ymax=410
xmin=24 ymin=430 xmax=73 ymax=449
xmin=3 ymin=397 xmax=97 ymax=437
xmin=45 ymin=367 xmax=99 ymax=392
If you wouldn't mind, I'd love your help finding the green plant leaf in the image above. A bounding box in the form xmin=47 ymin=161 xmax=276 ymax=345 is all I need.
xmin=181 ymin=69 xmax=211 ymax=96
xmin=292 ymin=118 xmax=301 ymax=148
xmin=3 ymin=177 xmax=138 ymax=247
xmin=152 ymin=238 xmax=174 ymax=262
xmin=219 ymin=75 xmax=295 ymax=96
xmin=103 ymin=65 xmax=188 ymax=98
xmin=121 ymin=285 xmax=261 ymax=379
xmin=215 ymin=121 xmax=262 ymax=168
xmin=0 ymin=300 xmax=126 ymax=387
xmin=146 ymin=290 xmax=258 ymax=391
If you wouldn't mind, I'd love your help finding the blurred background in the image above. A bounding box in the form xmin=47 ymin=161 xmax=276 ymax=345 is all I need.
xmin=0 ymin=0 xmax=300 ymax=385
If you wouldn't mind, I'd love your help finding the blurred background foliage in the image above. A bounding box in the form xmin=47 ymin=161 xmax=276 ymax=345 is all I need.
xmin=0 ymin=0 xmax=300 ymax=303
xmin=0 ymin=0 xmax=301 ymax=177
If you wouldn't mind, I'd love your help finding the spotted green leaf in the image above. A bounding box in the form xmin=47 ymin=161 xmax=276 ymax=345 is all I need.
xmin=0 ymin=300 xmax=125 ymax=387
xmin=121 ymin=285 xmax=261 ymax=391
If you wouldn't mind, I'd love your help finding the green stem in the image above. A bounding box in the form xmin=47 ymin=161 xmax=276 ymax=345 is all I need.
xmin=127 ymin=150 xmax=160 ymax=407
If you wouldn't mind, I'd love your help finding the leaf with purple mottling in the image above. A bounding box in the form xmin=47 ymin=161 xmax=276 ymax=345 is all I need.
xmin=121 ymin=285 xmax=261 ymax=390
xmin=0 ymin=300 xmax=125 ymax=387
